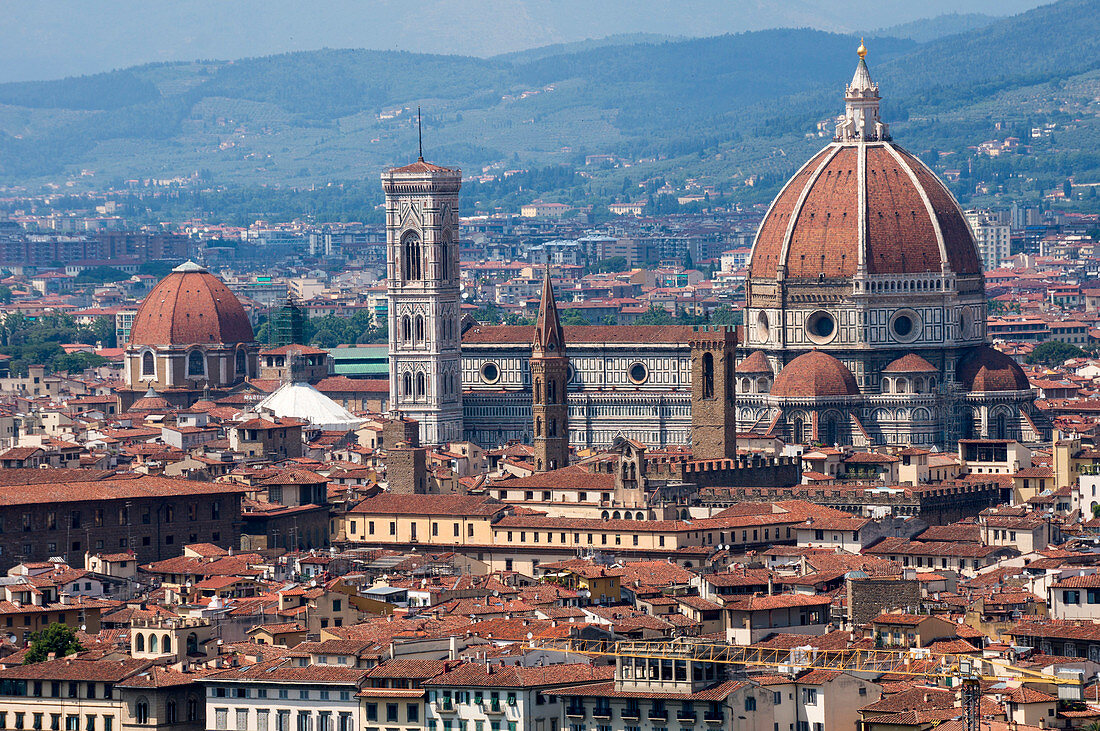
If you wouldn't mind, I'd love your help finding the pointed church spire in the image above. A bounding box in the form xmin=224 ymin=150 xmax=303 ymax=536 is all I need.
xmin=533 ymin=265 xmax=564 ymax=354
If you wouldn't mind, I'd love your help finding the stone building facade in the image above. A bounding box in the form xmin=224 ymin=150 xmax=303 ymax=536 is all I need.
xmin=0 ymin=470 xmax=243 ymax=569
xmin=461 ymin=325 xmax=695 ymax=450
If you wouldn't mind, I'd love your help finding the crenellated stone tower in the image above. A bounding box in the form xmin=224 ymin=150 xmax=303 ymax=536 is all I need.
xmin=690 ymin=325 xmax=738 ymax=460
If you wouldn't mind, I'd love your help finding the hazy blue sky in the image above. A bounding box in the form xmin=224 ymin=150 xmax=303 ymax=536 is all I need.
xmin=2 ymin=0 xmax=1052 ymax=82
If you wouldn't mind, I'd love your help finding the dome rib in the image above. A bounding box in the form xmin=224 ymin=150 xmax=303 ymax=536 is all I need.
xmin=884 ymin=143 xmax=950 ymax=274
xmin=777 ymin=144 xmax=844 ymax=275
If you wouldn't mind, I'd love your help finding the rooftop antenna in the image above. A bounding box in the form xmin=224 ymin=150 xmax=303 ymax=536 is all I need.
xmin=417 ymin=106 xmax=424 ymax=162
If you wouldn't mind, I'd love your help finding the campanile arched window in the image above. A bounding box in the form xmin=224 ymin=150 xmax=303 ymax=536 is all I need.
xmin=702 ymin=352 xmax=715 ymax=399
xmin=402 ymin=231 xmax=423 ymax=281
xmin=441 ymin=229 xmax=453 ymax=282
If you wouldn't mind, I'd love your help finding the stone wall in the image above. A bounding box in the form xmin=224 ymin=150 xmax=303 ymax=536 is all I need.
xmin=847 ymin=576 xmax=921 ymax=626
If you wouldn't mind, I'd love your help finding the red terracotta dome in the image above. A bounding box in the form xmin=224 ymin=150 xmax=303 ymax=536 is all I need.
xmin=736 ymin=350 xmax=773 ymax=374
xmin=771 ymin=350 xmax=860 ymax=399
xmin=748 ymin=142 xmax=981 ymax=281
xmin=958 ymin=346 xmax=1031 ymax=393
xmin=127 ymin=386 xmax=170 ymax=413
xmin=129 ymin=261 xmax=254 ymax=347
xmin=883 ymin=354 xmax=938 ymax=373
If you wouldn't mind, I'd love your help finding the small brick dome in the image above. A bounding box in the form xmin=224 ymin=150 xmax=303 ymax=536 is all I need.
xmin=958 ymin=346 xmax=1031 ymax=393
xmin=736 ymin=351 xmax=773 ymax=374
xmin=883 ymin=354 xmax=938 ymax=373
xmin=771 ymin=350 xmax=860 ymax=398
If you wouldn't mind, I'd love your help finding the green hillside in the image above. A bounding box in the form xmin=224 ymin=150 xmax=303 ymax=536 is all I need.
xmin=0 ymin=0 xmax=1097 ymax=220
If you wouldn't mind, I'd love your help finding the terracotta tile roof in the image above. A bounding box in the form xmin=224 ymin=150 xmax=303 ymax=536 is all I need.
xmin=676 ymin=595 xmax=723 ymax=611
xmin=117 ymin=666 xmax=210 ymax=688
xmin=864 ymin=537 xmax=1010 ymax=559
xmin=206 ymin=657 xmax=369 ymax=683
xmin=141 ymin=553 xmax=264 ymax=578
xmin=859 ymin=685 xmax=955 ymax=714
xmin=388 ymin=159 xmax=458 ymax=175
xmin=0 ymin=470 xmax=245 ymax=507
xmin=314 ymin=376 xmax=389 ymax=393
xmin=873 ymin=612 xmax=928 ymax=626
xmin=753 ymin=629 xmax=855 ymax=651
xmin=1051 ymin=574 xmax=1100 ymax=588
xmin=364 ymin=658 xmax=455 ymax=680
xmin=925 ymin=639 xmax=979 ymax=654
xmin=350 ymin=494 xmax=506 ymax=517
xmin=724 ymin=594 xmax=832 ymax=611
xmin=1003 ymin=686 xmax=1056 ymax=704
xmin=0 ymin=657 xmax=151 ymax=682
xmin=493 ymin=463 xmax=614 ymax=491
xmin=918 ymin=524 xmax=982 ymax=543
xmin=736 ymin=351 xmax=772 ymax=374
xmin=1009 ymin=620 xmax=1100 ymax=642
xmin=958 ymin=346 xmax=1031 ymax=393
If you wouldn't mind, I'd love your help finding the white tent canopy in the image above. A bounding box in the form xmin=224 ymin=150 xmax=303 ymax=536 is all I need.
xmin=253 ymin=382 xmax=365 ymax=432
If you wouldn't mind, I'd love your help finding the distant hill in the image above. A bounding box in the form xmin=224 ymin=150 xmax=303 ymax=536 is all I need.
xmin=494 ymin=34 xmax=685 ymax=64
xmin=875 ymin=12 xmax=1002 ymax=42
xmin=0 ymin=0 xmax=1097 ymax=218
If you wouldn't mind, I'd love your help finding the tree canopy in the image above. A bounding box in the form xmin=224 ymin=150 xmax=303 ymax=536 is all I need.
xmin=1026 ymin=340 xmax=1086 ymax=366
xmin=24 ymin=623 xmax=83 ymax=664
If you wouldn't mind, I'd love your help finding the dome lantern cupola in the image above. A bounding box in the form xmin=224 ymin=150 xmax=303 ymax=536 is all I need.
xmin=836 ymin=39 xmax=889 ymax=143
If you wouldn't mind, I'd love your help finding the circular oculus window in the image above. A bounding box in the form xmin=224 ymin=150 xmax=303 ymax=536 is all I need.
xmin=628 ymin=362 xmax=649 ymax=384
xmin=958 ymin=308 xmax=974 ymax=340
xmin=805 ymin=310 xmax=837 ymax=344
xmin=756 ymin=311 xmax=770 ymax=342
xmin=480 ymin=362 xmax=500 ymax=383
xmin=890 ymin=310 xmax=922 ymax=343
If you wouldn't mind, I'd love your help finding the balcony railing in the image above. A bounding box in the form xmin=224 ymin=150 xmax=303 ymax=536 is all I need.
xmin=703 ymin=713 xmax=724 ymax=724
xmin=565 ymin=707 xmax=586 ymax=718
xmin=677 ymin=712 xmax=697 ymax=723
xmin=649 ymin=710 xmax=668 ymax=721
xmin=593 ymin=708 xmax=612 ymax=720
xmin=622 ymin=709 xmax=641 ymax=720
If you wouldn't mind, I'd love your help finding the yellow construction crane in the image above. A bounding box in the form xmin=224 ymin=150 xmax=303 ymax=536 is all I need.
xmin=527 ymin=637 xmax=1086 ymax=731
